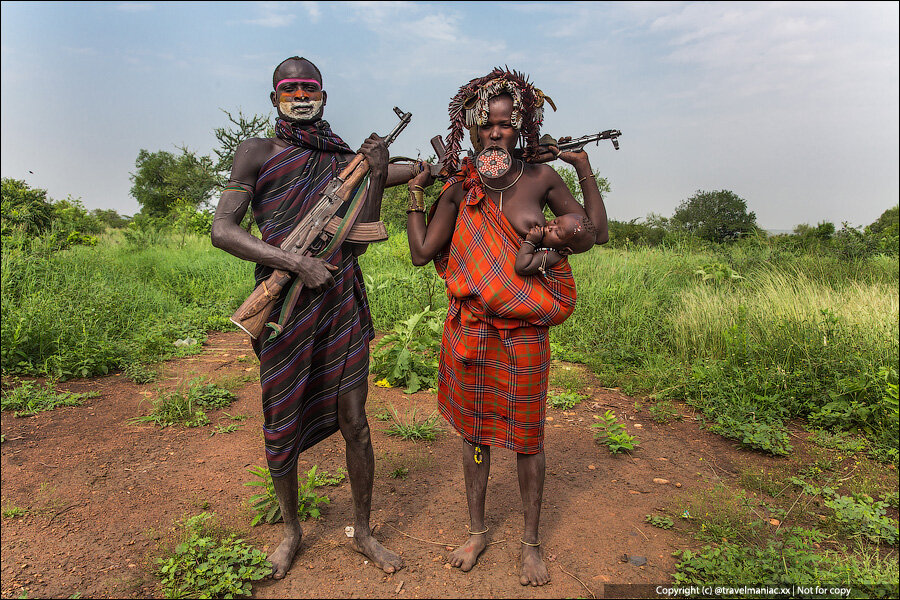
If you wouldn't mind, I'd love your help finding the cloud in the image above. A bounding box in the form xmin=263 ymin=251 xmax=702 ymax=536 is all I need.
xmin=244 ymin=2 xmax=297 ymax=28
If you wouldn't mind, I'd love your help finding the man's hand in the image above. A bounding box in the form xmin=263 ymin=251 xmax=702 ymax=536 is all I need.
xmin=525 ymin=225 xmax=544 ymax=245
xmin=359 ymin=134 xmax=389 ymax=179
xmin=287 ymin=254 xmax=339 ymax=293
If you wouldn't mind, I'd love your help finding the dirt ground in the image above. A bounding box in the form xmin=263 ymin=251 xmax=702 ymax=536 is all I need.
xmin=0 ymin=331 xmax=874 ymax=599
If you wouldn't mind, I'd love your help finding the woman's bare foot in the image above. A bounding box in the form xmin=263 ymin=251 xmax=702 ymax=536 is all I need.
xmin=349 ymin=532 xmax=404 ymax=573
xmin=269 ymin=523 xmax=303 ymax=580
xmin=449 ymin=532 xmax=487 ymax=572
xmin=519 ymin=543 xmax=550 ymax=586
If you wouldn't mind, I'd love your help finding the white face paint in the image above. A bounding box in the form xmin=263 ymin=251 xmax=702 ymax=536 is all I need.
xmin=279 ymin=97 xmax=324 ymax=122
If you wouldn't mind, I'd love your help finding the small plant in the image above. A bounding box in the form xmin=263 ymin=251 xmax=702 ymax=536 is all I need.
xmin=132 ymin=380 xmax=236 ymax=428
xmin=548 ymin=391 xmax=585 ymax=410
xmin=591 ymin=409 xmax=638 ymax=454
xmin=1 ymin=380 xmax=98 ymax=417
xmin=210 ymin=423 xmax=242 ymax=436
xmin=123 ymin=362 xmax=159 ymax=384
xmin=155 ymin=512 xmax=270 ymax=599
xmin=385 ymin=406 xmax=441 ymax=441
xmin=693 ymin=262 xmax=744 ymax=283
xmin=390 ymin=467 xmax=410 ymax=479
xmin=373 ymin=408 xmax=393 ymax=422
xmin=245 ymin=465 xmax=331 ymax=526
xmin=646 ymin=514 xmax=674 ymax=529
xmin=370 ymin=305 xmax=443 ymax=393
xmin=2 ymin=503 xmax=27 ymax=519
xmin=649 ymin=400 xmax=681 ymax=423
xmin=825 ymin=492 xmax=898 ymax=545
xmin=550 ymin=364 xmax=585 ymax=393
xmin=187 ymin=381 xmax=237 ymax=410
xmin=314 ymin=467 xmax=347 ymax=487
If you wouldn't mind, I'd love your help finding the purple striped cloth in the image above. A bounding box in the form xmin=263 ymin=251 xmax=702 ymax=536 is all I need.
xmin=251 ymin=122 xmax=374 ymax=478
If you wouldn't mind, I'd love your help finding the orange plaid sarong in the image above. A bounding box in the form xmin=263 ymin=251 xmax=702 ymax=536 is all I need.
xmin=433 ymin=159 xmax=576 ymax=453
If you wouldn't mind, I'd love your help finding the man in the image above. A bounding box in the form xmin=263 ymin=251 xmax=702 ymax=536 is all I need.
xmin=404 ymin=67 xmax=609 ymax=587
xmin=211 ymin=56 xmax=404 ymax=579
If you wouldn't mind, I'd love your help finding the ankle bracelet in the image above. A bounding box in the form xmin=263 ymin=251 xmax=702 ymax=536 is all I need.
xmin=520 ymin=539 xmax=541 ymax=547
xmin=468 ymin=527 xmax=489 ymax=535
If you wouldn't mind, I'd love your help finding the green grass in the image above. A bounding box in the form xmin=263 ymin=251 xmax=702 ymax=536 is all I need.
xmin=132 ymin=379 xmax=236 ymax=428
xmin=1 ymin=232 xmax=252 ymax=379
xmin=384 ymin=406 xmax=442 ymax=441
xmin=1 ymin=379 xmax=98 ymax=417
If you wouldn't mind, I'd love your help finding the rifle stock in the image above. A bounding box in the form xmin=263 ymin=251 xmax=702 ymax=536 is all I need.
xmin=230 ymin=107 xmax=412 ymax=340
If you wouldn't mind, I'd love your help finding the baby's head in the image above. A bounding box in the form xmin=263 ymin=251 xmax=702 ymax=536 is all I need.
xmin=542 ymin=213 xmax=596 ymax=255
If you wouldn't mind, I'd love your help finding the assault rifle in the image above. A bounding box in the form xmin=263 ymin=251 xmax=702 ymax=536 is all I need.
xmin=429 ymin=128 xmax=622 ymax=177
xmin=231 ymin=106 xmax=413 ymax=340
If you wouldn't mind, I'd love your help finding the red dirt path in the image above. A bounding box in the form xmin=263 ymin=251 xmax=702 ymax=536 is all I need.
xmin=2 ymin=331 xmax=800 ymax=599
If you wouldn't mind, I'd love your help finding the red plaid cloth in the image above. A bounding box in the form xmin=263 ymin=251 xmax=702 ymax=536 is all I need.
xmin=433 ymin=159 xmax=577 ymax=453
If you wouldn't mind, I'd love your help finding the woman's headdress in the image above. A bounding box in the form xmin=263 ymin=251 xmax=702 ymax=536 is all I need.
xmin=444 ymin=66 xmax=556 ymax=175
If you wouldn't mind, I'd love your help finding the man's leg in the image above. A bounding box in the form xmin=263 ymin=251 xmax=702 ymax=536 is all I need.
xmin=449 ymin=438 xmax=490 ymax=571
xmin=337 ymin=384 xmax=404 ymax=573
xmin=517 ymin=451 xmax=550 ymax=586
xmin=269 ymin=464 xmax=303 ymax=579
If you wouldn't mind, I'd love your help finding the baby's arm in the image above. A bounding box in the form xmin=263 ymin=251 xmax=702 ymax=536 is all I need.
xmin=515 ymin=226 xmax=565 ymax=275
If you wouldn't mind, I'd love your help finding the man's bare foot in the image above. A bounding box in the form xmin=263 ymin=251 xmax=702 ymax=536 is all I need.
xmin=349 ymin=532 xmax=404 ymax=573
xmin=519 ymin=543 xmax=550 ymax=586
xmin=268 ymin=523 xmax=302 ymax=580
xmin=449 ymin=533 xmax=487 ymax=572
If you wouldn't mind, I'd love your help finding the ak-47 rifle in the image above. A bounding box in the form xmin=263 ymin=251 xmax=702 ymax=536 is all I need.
xmin=428 ymin=128 xmax=622 ymax=178
xmin=231 ymin=106 xmax=413 ymax=340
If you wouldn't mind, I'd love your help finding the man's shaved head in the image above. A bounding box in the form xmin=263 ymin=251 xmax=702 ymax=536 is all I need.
xmin=273 ymin=56 xmax=322 ymax=89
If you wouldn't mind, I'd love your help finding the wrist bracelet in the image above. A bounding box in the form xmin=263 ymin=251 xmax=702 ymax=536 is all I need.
xmin=522 ymin=239 xmax=538 ymax=249
xmin=406 ymin=209 xmax=425 ymax=214
xmin=407 ymin=188 xmax=425 ymax=212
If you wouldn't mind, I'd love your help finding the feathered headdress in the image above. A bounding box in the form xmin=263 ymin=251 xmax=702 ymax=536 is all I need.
xmin=444 ymin=66 xmax=556 ymax=175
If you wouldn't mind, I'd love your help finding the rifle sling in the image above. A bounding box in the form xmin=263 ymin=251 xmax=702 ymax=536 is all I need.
xmin=323 ymin=216 xmax=388 ymax=243
xmin=267 ymin=176 xmax=375 ymax=342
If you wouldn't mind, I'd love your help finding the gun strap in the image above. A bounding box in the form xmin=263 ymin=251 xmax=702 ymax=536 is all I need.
xmin=324 ymin=216 xmax=388 ymax=243
xmin=266 ymin=176 xmax=371 ymax=342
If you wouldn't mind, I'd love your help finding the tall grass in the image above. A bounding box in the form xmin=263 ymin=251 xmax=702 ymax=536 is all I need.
xmin=1 ymin=232 xmax=252 ymax=378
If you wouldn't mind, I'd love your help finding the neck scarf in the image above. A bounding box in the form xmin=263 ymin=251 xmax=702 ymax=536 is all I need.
xmin=275 ymin=118 xmax=353 ymax=154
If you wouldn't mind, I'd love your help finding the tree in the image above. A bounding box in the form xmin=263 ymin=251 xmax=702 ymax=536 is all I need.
xmin=129 ymin=147 xmax=218 ymax=217
xmin=1 ymin=178 xmax=53 ymax=236
xmin=212 ymin=109 xmax=272 ymax=186
xmin=671 ymin=189 xmax=757 ymax=243
xmin=90 ymin=208 xmax=130 ymax=229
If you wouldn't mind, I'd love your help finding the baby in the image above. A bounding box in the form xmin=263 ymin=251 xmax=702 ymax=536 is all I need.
xmin=515 ymin=213 xmax=596 ymax=276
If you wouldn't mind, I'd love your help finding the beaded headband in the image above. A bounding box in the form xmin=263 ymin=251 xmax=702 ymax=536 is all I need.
xmin=444 ymin=66 xmax=556 ymax=175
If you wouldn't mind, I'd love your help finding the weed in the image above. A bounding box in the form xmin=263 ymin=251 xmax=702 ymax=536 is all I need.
xmin=245 ymin=465 xmax=331 ymax=526
xmin=385 ymin=406 xmax=441 ymax=442
xmin=548 ymin=391 xmax=585 ymax=410
xmin=132 ymin=379 xmax=236 ymax=428
xmin=648 ymin=399 xmax=681 ymax=423
xmin=210 ymin=423 xmax=242 ymax=436
xmin=370 ymin=305 xmax=443 ymax=393
xmin=373 ymin=409 xmax=393 ymax=421
xmin=825 ymin=492 xmax=898 ymax=545
xmin=550 ymin=364 xmax=585 ymax=393
xmin=154 ymin=512 xmax=269 ymax=598
xmin=591 ymin=410 xmax=638 ymax=454
xmin=2 ymin=503 xmax=27 ymax=519
xmin=390 ymin=467 xmax=409 ymax=479
xmin=123 ymin=362 xmax=159 ymax=384
xmin=1 ymin=379 xmax=98 ymax=417
xmin=314 ymin=467 xmax=347 ymax=487
xmin=645 ymin=514 xmax=674 ymax=529
xmin=681 ymin=484 xmax=763 ymax=546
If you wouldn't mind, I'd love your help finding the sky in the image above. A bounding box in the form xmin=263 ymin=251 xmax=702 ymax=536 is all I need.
xmin=1 ymin=1 xmax=898 ymax=230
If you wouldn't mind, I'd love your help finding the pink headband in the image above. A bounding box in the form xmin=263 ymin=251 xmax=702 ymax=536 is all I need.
xmin=275 ymin=78 xmax=322 ymax=90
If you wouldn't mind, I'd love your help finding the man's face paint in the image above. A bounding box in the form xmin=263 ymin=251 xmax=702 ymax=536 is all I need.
xmin=276 ymin=79 xmax=324 ymax=122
